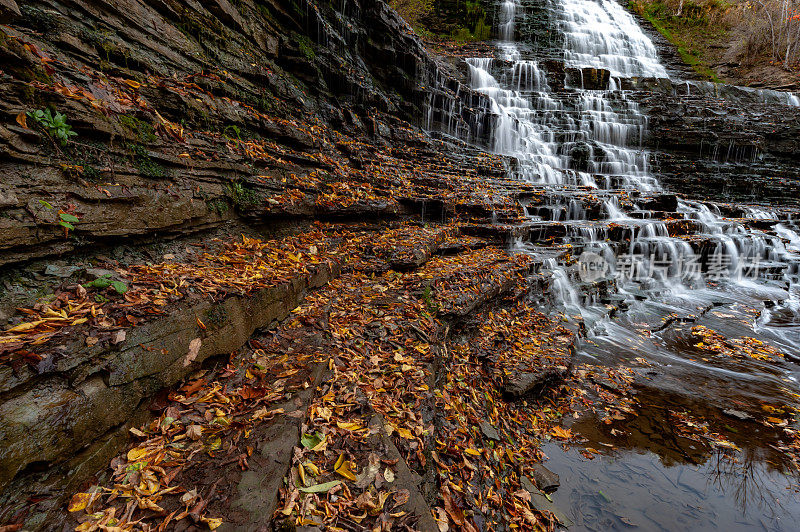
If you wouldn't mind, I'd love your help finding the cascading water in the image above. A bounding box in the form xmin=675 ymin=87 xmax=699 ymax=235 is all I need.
xmin=465 ymin=0 xmax=800 ymax=341
xmin=454 ymin=0 xmax=800 ymax=528
xmin=557 ymin=0 xmax=668 ymax=78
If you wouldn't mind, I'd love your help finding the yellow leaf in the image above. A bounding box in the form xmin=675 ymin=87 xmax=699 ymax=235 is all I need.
xmin=464 ymin=448 xmax=481 ymax=456
xmin=200 ymin=517 xmax=222 ymax=530
xmin=712 ymin=439 xmax=740 ymax=450
xmin=316 ymin=406 xmax=332 ymax=422
xmin=7 ymin=320 xmax=44 ymax=332
xmin=550 ymin=426 xmax=573 ymax=440
xmin=396 ymin=427 xmax=414 ymax=439
xmin=335 ymin=459 xmax=357 ymax=481
xmin=127 ymin=447 xmax=149 ymax=462
xmin=68 ymin=492 xmax=93 ymax=512
xmin=310 ymin=441 xmax=327 ymax=453
xmin=139 ymin=497 xmax=165 ymax=512
xmin=304 ymin=461 xmax=320 ymax=476
xmin=336 ymin=421 xmax=362 ymax=431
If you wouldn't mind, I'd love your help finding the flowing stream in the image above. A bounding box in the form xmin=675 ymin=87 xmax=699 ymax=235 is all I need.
xmin=448 ymin=0 xmax=800 ymax=529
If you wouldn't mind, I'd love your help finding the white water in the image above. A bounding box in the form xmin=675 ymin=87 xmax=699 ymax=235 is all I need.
xmin=463 ymin=0 xmax=800 ymax=365
xmin=557 ymin=0 xmax=668 ymax=78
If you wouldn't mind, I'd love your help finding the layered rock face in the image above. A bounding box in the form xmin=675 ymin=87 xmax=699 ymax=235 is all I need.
xmin=0 ymin=0 xmax=512 ymax=271
xmin=0 ymin=0 xmax=526 ymax=526
xmin=634 ymin=81 xmax=800 ymax=207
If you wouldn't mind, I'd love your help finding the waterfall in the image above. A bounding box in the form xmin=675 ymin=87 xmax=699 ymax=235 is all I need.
xmin=556 ymin=0 xmax=668 ymax=78
xmin=457 ymin=0 xmax=800 ymax=353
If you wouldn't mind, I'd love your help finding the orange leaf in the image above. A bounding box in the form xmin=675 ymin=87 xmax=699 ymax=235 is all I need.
xmin=550 ymin=426 xmax=573 ymax=440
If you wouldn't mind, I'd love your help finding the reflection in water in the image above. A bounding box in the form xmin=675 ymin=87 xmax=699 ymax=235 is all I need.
xmin=543 ymin=385 xmax=800 ymax=531
xmin=546 ymin=445 xmax=799 ymax=531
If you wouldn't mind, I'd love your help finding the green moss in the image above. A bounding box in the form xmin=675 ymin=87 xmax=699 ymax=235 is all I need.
xmin=255 ymin=2 xmax=279 ymax=24
xmin=75 ymin=162 xmax=101 ymax=181
xmin=127 ymin=143 xmax=167 ymax=179
xmin=297 ymin=35 xmax=315 ymax=61
xmin=630 ymin=0 xmax=724 ymax=82
xmin=205 ymin=304 xmax=228 ymax=326
xmin=64 ymin=140 xmax=110 ymax=182
xmin=223 ymin=124 xmax=242 ymax=141
xmin=19 ymin=84 xmax=39 ymax=104
xmin=678 ymin=47 xmax=722 ymax=82
xmin=82 ymin=28 xmax=134 ymax=69
xmin=119 ymin=115 xmax=157 ymax=143
xmin=177 ymin=6 xmax=227 ymax=45
xmin=206 ymin=198 xmax=230 ymax=215
xmin=19 ymin=5 xmax=59 ymax=34
xmin=409 ymin=0 xmax=491 ymax=42
xmin=0 ymin=30 xmax=53 ymax=84
xmin=290 ymin=0 xmax=304 ymax=17
xmin=225 ymin=180 xmax=261 ymax=210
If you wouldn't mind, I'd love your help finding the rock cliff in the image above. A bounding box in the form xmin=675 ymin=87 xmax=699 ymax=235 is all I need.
xmin=2 ymin=0 xmax=800 ymax=529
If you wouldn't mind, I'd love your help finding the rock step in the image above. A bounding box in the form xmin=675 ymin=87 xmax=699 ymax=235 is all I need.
xmin=340 ymin=223 xmax=458 ymax=272
xmin=469 ymin=301 xmax=576 ymax=398
xmin=0 ymin=248 xmax=341 ymax=526
xmin=56 ymin=225 xmax=562 ymax=531
xmin=407 ymin=247 xmax=535 ymax=319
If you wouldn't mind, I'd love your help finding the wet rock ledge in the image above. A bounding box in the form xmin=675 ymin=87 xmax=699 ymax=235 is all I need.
xmin=0 ymin=223 xmax=577 ymax=530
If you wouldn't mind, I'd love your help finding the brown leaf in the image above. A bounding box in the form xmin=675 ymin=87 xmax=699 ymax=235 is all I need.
xmin=442 ymin=486 xmax=464 ymax=526
xmin=15 ymin=112 xmax=27 ymax=129
xmin=180 ymin=378 xmax=207 ymax=396
xmin=392 ymin=489 xmax=410 ymax=509
xmin=184 ymin=338 xmax=202 ymax=366
xmin=187 ymin=425 xmax=203 ymax=441
xmin=112 ymin=330 xmax=126 ymax=344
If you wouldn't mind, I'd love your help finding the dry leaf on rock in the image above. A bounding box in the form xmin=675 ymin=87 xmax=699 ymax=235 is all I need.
xmin=184 ymin=338 xmax=202 ymax=366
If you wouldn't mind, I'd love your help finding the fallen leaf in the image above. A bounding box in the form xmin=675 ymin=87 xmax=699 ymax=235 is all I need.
xmin=299 ymin=480 xmax=341 ymax=493
xmin=550 ymin=426 xmax=573 ymax=440
xmin=335 ymin=458 xmax=357 ymax=481
xmin=392 ymin=489 xmax=410 ymax=509
xmin=184 ymin=338 xmax=202 ymax=366
xmin=68 ymin=492 xmax=94 ymax=512
xmin=187 ymin=425 xmax=203 ymax=441
xmin=442 ymin=486 xmax=465 ymax=525
xmin=112 ymin=330 xmax=126 ymax=344
xmin=201 ymin=517 xmax=222 ymax=530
